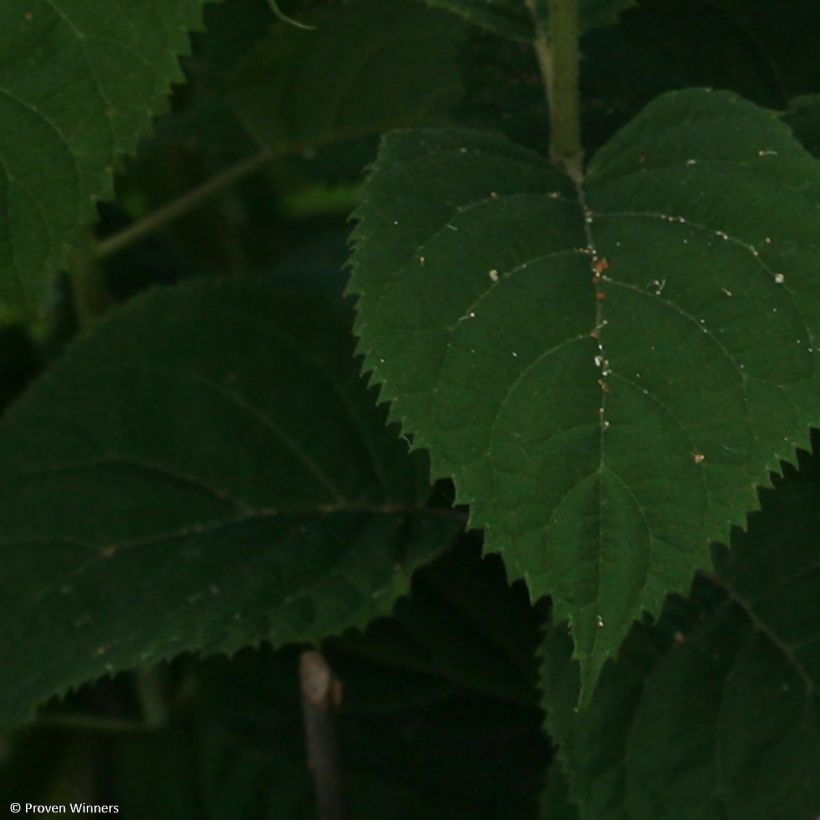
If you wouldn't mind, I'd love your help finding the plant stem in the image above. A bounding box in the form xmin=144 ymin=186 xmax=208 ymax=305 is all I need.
xmin=96 ymin=150 xmax=272 ymax=260
xmin=67 ymin=240 xmax=109 ymax=326
xmin=527 ymin=0 xmax=583 ymax=180
xmin=133 ymin=667 xmax=169 ymax=729
xmin=300 ymin=650 xmax=346 ymax=820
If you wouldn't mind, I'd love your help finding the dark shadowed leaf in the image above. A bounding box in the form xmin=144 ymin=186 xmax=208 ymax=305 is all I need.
xmin=541 ymin=764 xmax=580 ymax=820
xmin=416 ymin=0 xmax=531 ymax=40
xmin=415 ymin=0 xmax=634 ymax=40
xmin=785 ymin=95 xmax=820 ymax=158
xmin=0 ymin=279 xmax=461 ymax=726
xmin=541 ymin=445 xmax=820 ymax=819
xmin=229 ymin=0 xmax=465 ymax=157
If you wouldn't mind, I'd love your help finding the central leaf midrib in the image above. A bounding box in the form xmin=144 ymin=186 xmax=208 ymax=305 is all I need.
xmin=575 ymin=174 xmax=611 ymax=650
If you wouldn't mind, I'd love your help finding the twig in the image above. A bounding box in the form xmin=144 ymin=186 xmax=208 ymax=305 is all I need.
xmin=96 ymin=150 xmax=272 ymax=260
xmin=67 ymin=237 xmax=110 ymax=325
xmin=299 ymin=650 xmax=346 ymax=820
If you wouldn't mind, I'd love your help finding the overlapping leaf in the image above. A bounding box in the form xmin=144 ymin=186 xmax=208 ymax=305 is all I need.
xmin=416 ymin=0 xmax=531 ymax=40
xmin=415 ymin=0 xmax=634 ymax=39
xmin=581 ymin=0 xmax=820 ymax=155
xmin=785 ymin=95 xmax=820 ymax=158
xmin=541 ymin=766 xmax=580 ymax=820
xmin=0 ymin=279 xmax=460 ymax=726
xmin=707 ymin=0 xmax=820 ymax=98
xmin=229 ymin=0 xmax=465 ymax=157
xmin=349 ymin=89 xmax=820 ymax=699
xmin=0 ymin=0 xmax=213 ymax=313
xmin=541 ymin=448 xmax=820 ymax=819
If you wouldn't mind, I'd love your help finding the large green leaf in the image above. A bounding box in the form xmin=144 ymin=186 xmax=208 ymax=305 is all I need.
xmin=229 ymin=0 xmax=465 ymax=157
xmin=0 ymin=0 xmax=213 ymax=314
xmin=348 ymin=89 xmax=820 ymax=699
xmin=0 ymin=279 xmax=460 ymax=726
xmin=540 ymin=446 xmax=820 ymax=819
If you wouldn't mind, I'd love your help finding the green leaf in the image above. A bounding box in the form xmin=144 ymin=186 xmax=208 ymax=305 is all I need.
xmin=452 ymin=32 xmax=550 ymax=152
xmin=580 ymin=1 xmax=785 ymax=154
xmin=229 ymin=0 xmax=465 ymax=157
xmin=415 ymin=0 xmax=634 ymax=40
xmin=348 ymin=89 xmax=820 ymax=700
xmin=0 ymin=0 xmax=211 ymax=314
xmin=540 ymin=765 xmax=580 ymax=820
xmin=577 ymin=0 xmax=635 ymax=31
xmin=415 ymin=0 xmax=531 ymax=41
xmin=540 ymin=446 xmax=820 ymax=819
xmin=102 ymin=540 xmax=548 ymax=819
xmin=581 ymin=0 xmax=820 ymax=156
xmin=785 ymin=95 xmax=820 ymax=158
xmin=0 ymin=279 xmax=461 ymax=726
xmin=707 ymin=0 xmax=820 ymax=98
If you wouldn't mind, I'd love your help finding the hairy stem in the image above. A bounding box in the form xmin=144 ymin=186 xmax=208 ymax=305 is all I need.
xmin=96 ymin=150 xmax=272 ymax=260
xmin=527 ymin=0 xmax=583 ymax=180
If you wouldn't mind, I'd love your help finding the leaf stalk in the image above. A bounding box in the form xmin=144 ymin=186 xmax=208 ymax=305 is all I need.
xmin=95 ymin=150 xmax=272 ymax=260
xmin=527 ymin=0 xmax=583 ymax=180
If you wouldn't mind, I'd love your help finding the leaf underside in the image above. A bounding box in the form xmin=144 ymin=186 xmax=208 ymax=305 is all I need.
xmin=541 ymin=452 xmax=820 ymax=819
xmin=349 ymin=89 xmax=820 ymax=699
xmin=0 ymin=280 xmax=459 ymax=726
xmin=0 ymin=0 xmax=209 ymax=313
